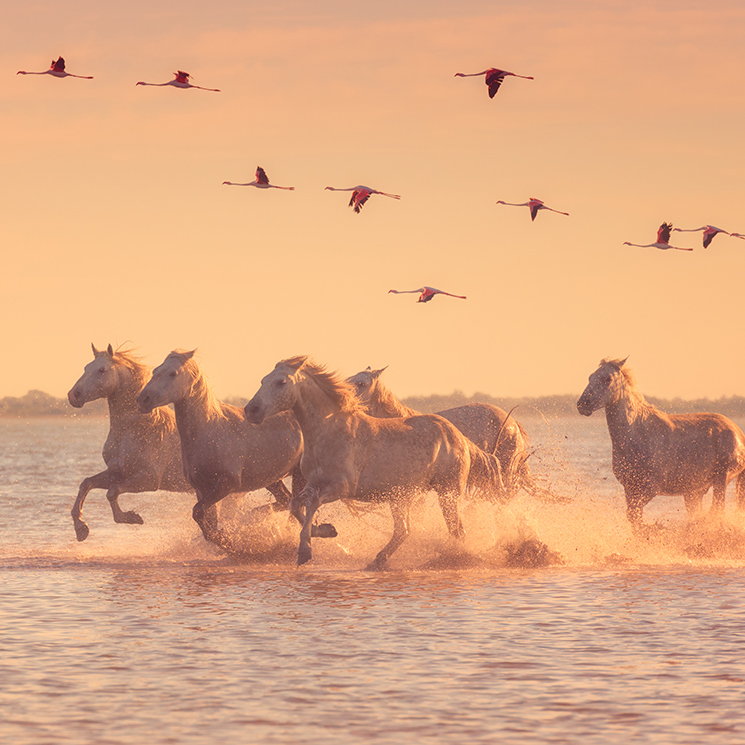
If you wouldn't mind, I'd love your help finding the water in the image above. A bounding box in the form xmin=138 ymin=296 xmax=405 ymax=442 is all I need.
xmin=2 ymin=417 xmax=745 ymax=744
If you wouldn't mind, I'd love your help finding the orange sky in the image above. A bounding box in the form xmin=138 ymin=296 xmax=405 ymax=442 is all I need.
xmin=2 ymin=1 xmax=745 ymax=401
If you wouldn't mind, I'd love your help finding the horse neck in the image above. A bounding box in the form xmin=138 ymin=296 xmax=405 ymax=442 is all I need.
xmin=291 ymin=376 xmax=349 ymax=442
xmin=604 ymin=378 xmax=654 ymax=445
xmin=368 ymin=383 xmax=418 ymax=418
xmin=172 ymin=370 xmax=223 ymax=441
xmin=106 ymin=366 xmax=148 ymax=423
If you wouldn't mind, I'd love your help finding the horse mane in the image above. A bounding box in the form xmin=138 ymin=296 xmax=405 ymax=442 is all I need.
xmin=106 ymin=345 xmax=151 ymax=392
xmin=280 ymin=356 xmax=363 ymax=413
xmin=169 ymin=350 xmax=227 ymax=421
xmin=369 ymin=377 xmax=418 ymax=417
xmin=600 ymin=357 xmax=661 ymax=421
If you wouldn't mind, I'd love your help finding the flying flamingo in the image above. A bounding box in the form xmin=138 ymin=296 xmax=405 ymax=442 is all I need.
xmin=388 ymin=287 xmax=466 ymax=304
xmin=17 ymin=57 xmax=93 ymax=79
xmin=325 ymin=185 xmax=400 ymax=213
xmin=496 ymin=198 xmax=569 ymax=221
xmin=136 ymin=71 xmax=220 ymax=92
xmin=454 ymin=68 xmax=533 ymax=98
xmin=672 ymin=225 xmax=737 ymax=249
xmin=222 ymin=166 xmax=294 ymax=190
xmin=623 ymin=223 xmax=692 ymax=252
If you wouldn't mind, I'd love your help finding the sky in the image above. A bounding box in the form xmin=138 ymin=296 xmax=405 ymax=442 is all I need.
xmin=2 ymin=0 xmax=745 ymax=402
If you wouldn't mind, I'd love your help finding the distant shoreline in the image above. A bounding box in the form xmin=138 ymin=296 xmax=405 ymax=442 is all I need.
xmin=4 ymin=389 xmax=745 ymax=419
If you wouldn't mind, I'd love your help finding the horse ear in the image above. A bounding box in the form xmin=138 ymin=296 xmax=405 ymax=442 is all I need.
xmin=619 ymin=356 xmax=629 ymax=368
xmin=91 ymin=343 xmax=100 ymax=356
xmin=106 ymin=344 xmax=114 ymax=358
xmin=372 ymin=366 xmax=388 ymax=379
xmin=183 ymin=349 xmax=196 ymax=360
xmin=281 ymin=356 xmax=307 ymax=372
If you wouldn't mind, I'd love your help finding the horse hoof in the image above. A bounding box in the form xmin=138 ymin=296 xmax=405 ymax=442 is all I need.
xmin=297 ymin=546 xmax=313 ymax=566
xmin=74 ymin=521 xmax=90 ymax=542
xmin=364 ymin=558 xmax=387 ymax=572
xmin=311 ymin=523 xmax=338 ymax=539
xmin=118 ymin=511 xmax=144 ymax=525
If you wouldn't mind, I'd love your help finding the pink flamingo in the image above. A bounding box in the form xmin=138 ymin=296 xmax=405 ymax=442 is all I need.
xmin=325 ymin=185 xmax=400 ymax=213
xmin=388 ymin=287 xmax=467 ymax=304
xmin=623 ymin=223 xmax=692 ymax=252
xmin=223 ymin=166 xmax=294 ymax=190
xmin=496 ymin=198 xmax=569 ymax=221
xmin=136 ymin=71 xmax=220 ymax=92
xmin=672 ymin=225 xmax=737 ymax=249
xmin=17 ymin=56 xmax=93 ymax=79
xmin=454 ymin=68 xmax=533 ymax=98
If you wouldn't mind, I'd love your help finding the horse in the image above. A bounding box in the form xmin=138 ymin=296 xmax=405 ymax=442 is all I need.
xmin=135 ymin=350 xmax=335 ymax=551
xmin=577 ymin=357 xmax=745 ymax=524
xmin=346 ymin=366 xmax=536 ymax=499
xmin=244 ymin=356 xmax=507 ymax=569
xmin=67 ymin=344 xmax=191 ymax=542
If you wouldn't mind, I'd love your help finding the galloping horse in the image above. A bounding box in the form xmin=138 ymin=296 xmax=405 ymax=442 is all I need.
xmin=347 ymin=366 xmax=536 ymax=499
xmin=136 ymin=350 xmax=334 ymax=550
xmin=67 ymin=344 xmax=191 ymax=541
xmin=577 ymin=357 xmax=745 ymax=524
xmin=245 ymin=356 xmax=507 ymax=569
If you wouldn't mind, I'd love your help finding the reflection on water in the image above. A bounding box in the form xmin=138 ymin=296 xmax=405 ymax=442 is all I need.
xmin=2 ymin=419 xmax=745 ymax=744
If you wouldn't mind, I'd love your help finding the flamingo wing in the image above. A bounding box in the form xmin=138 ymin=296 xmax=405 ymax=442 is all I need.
xmin=351 ymin=190 xmax=371 ymax=213
xmin=485 ymin=69 xmax=505 ymax=98
xmin=255 ymin=167 xmax=269 ymax=185
xmin=529 ymin=200 xmax=542 ymax=221
xmin=657 ymin=223 xmax=672 ymax=244
xmin=52 ymin=57 xmax=66 ymax=72
xmin=175 ymin=71 xmax=190 ymax=84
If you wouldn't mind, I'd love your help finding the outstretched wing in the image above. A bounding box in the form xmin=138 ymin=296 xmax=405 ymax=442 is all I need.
xmin=485 ymin=69 xmax=505 ymax=98
xmin=657 ymin=222 xmax=672 ymax=244
xmin=255 ymin=166 xmax=269 ymax=185
xmin=52 ymin=57 xmax=66 ymax=72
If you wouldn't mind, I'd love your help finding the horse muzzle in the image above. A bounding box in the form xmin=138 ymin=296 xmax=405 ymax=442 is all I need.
xmin=576 ymin=395 xmax=597 ymax=417
xmin=244 ymin=399 xmax=265 ymax=424
xmin=67 ymin=388 xmax=85 ymax=408
xmin=136 ymin=390 xmax=157 ymax=414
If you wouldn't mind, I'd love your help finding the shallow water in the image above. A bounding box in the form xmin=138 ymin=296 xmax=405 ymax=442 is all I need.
xmin=2 ymin=418 xmax=745 ymax=744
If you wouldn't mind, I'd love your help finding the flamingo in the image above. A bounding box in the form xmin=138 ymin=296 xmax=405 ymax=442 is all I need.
xmin=496 ymin=198 xmax=569 ymax=221
xmin=325 ymin=185 xmax=400 ymax=214
xmin=17 ymin=57 xmax=93 ymax=79
xmin=136 ymin=71 xmax=220 ymax=92
xmin=223 ymin=166 xmax=294 ymax=190
xmin=388 ymin=287 xmax=466 ymax=303
xmin=623 ymin=223 xmax=692 ymax=252
xmin=454 ymin=68 xmax=533 ymax=98
xmin=672 ymin=225 xmax=736 ymax=249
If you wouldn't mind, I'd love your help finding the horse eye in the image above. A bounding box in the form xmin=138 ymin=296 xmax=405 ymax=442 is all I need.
xmin=277 ymin=379 xmax=287 ymax=386
xmin=170 ymin=371 xmax=178 ymax=378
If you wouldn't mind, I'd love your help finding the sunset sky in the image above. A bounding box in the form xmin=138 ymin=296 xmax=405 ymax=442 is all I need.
xmin=2 ymin=0 xmax=745 ymax=402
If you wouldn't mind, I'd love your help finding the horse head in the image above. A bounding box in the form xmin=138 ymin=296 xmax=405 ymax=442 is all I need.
xmin=346 ymin=366 xmax=388 ymax=405
xmin=577 ymin=357 xmax=629 ymax=416
xmin=245 ymin=357 xmax=307 ymax=424
xmin=68 ymin=343 xmax=120 ymax=407
xmin=137 ymin=349 xmax=196 ymax=413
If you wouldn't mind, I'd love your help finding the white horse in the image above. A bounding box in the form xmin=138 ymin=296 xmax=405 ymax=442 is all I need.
xmin=577 ymin=357 xmax=745 ymax=524
xmin=67 ymin=344 xmax=190 ymax=541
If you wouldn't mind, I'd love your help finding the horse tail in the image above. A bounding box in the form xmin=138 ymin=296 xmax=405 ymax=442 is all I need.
xmin=466 ymin=442 xmax=514 ymax=503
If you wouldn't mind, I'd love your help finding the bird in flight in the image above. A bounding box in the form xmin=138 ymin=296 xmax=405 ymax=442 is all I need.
xmin=388 ymin=287 xmax=467 ymax=303
xmin=325 ymin=185 xmax=400 ymax=213
xmin=672 ymin=225 xmax=737 ymax=249
xmin=223 ymin=166 xmax=294 ymax=190
xmin=17 ymin=57 xmax=93 ymax=79
xmin=624 ymin=223 xmax=692 ymax=251
xmin=136 ymin=71 xmax=220 ymax=92
xmin=454 ymin=68 xmax=533 ymax=98
xmin=496 ymin=198 xmax=569 ymax=221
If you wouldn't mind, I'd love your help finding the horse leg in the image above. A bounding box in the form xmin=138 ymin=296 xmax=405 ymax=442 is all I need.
xmin=265 ymin=479 xmax=292 ymax=510
xmin=365 ymin=497 xmax=412 ymax=571
xmin=737 ymin=471 xmax=745 ymax=511
xmin=710 ymin=475 xmax=728 ymax=515
xmin=71 ymin=470 xmax=116 ymax=541
xmin=288 ymin=483 xmax=338 ymax=539
xmin=437 ymin=490 xmax=466 ymax=541
xmin=625 ymin=488 xmax=654 ymax=526
xmin=192 ymin=498 xmax=223 ymax=545
xmin=295 ymin=481 xmax=347 ymax=565
xmin=683 ymin=489 xmax=705 ymax=517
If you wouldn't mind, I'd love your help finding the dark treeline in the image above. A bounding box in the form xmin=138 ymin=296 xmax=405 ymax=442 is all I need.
xmin=5 ymin=389 xmax=745 ymax=420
